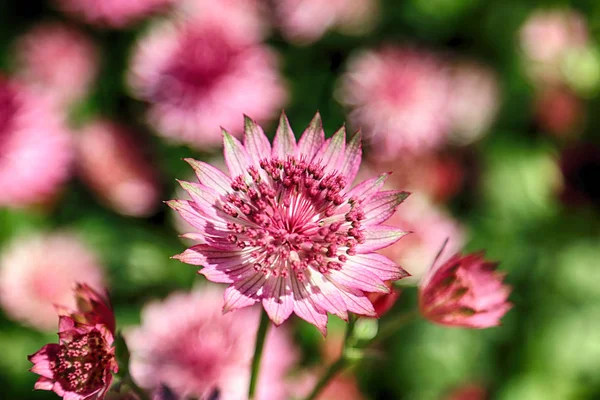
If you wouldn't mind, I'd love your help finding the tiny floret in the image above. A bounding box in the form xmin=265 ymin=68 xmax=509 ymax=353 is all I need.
xmin=170 ymin=112 xmax=410 ymax=334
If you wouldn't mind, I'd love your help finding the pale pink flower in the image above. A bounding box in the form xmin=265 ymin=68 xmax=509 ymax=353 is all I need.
xmin=127 ymin=287 xmax=298 ymax=400
xmin=0 ymin=78 xmax=73 ymax=208
xmin=0 ymin=232 xmax=105 ymax=330
xmin=377 ymin=194 xmax=465 ymax=283
xmin=338 ymin=47 xmax=452 ymax=158
xmin=28 ymin=315 xmax=118 ymax=400
xmin=13 ymin=22 xmax=99 ymax=107
xmin=76 ymin=120 xmax=161 ymax=217
xmin=54 ymin=0 xmax=175 ymax=28
xmin=419 ymin=252 xmax=512 ymax=328
xmin=275 ymin=0 xmax=378 ymax=44
xmin=128 ymin=16 xmax=287 ymax=149
xmin=448 ymin=61 xmax=501 ymax=145
xmin=169 ymin=113 xmax=410 ymax=334
xmin=520 ymin=9 xmax=588 ymax=85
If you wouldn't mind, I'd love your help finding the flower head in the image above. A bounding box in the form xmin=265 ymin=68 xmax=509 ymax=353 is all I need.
xmin=76 ymin=120 xmax=161 ymax=217
xmin=127 ymin=287 xmax=297 ymax=400
xmin=0 ymin=77 xmax=73 ymax=207
xmin=13 ymin=22 xmax=99 ymax=107
xmin=419 ymin=252 xmax=512 ymax=328
xmin=170 ymin=113 xmax=410 ymax=334
xmin=53 ymin=0 xmax=175 ymax=28
xmin=128 ymin=15 xmax=286 ymax=149
xmin=56 ymin=283 xmax=116 ymax=335
xmin=338 ymin=47 xmax=451 ymax=158
xmin=0 ymin=232 xmax=105 ymax=330
xmin=28 ymin=315 xmax=118 ymax=399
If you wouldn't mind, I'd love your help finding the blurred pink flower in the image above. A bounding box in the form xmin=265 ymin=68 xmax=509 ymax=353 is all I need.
xmin=520 ymin=9 xmax=588 ymax=85
xmin=0 ymin=78 xmax=73 ymax=208
xmin=377 ymin=194 xmax=465 ymax=283
xmin=76 ymin=120 xmax=161 ymax=217
xmin=28 ymin=315 xmax=118 ymax=400
xmin=448 ymin=61 xmax=501 ymax=145
xmin=128 ymin=15 xmax=287 ymax=149
xmin=275 ymin=0 xmax=378 ymax=44
xmin=169 ymin=113 xmax=410 ymax=334
xmin=0 ymin=232 xmax=105 ymax=330
xmin=294 ymin=373 xmax=364 ymax=400
xmin=338 ymin=47 xmax=452 ymax=158
xmin=127 ymin=286 xmax=298 ymax=400
xmin=534 ymin=86 xmax=583 ymax=138
xmin=56 ymin=283 xmax=116 ymax=335
xmin=419 ymin=252 xmax=512 ymax=328
xmin=54 ymin=0 xmax=175 ymax=28
xmin=13 ymin=22 xmax=99 ymax=107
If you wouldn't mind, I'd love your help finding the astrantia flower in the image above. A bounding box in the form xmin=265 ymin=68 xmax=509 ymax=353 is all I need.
xmin=127 ymin=287 xmax=297 ymax=400
xmin=28 ymin=316 xmax=118 ymax=399
xmin=275 ymin=0 xmax=378 ymax=45
xmin=0 ymin=232 xmax=105 ymax=330
xmin=0 ymin=77 xmax=73 ymax=207
xmin=54 ymin=0 xmax=174 ymax=28
xmin=56 ymin=283 xmax=116 ymax=335
xmin=170 ymin=113 xmax=410 ymax=334
xmin=338 ymin=47 xmax=451 ymax=159
xmin=419 ymin=252 xmax=512 ymax=328
xmin=76 ymin=120 xmax=161 ymax=217
xmin=128 ymin=16 xmax=287 ymax=149
xmin=13 ymin=22 xmax=99 ymax=107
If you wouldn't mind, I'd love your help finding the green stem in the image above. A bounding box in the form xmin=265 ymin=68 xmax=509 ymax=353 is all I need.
xmin=248 ymin=310 xmax=271 ymax=400
xmin=303 ymin=315 xmax=357 ymax=400
xmin=371 ymin=310 xmax=418 ymax=346
xmin=122 ymin=374 xmax=150 ymax=400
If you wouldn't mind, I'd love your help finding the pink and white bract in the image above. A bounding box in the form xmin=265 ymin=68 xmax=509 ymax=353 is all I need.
xmin=0 ymin=78 xmax=73 ymax=208
xmin=28 ymin=316 xmax=118 ymax=400
xmin=127 ymin=287 xmax=297 ymax=400
xmin=419 ymin=252 xmax=512 ymax=329
xmin=170 ymin=113 xmax=410 ymax=334
xmin=128 ymin=16 xmax=287 ymax=149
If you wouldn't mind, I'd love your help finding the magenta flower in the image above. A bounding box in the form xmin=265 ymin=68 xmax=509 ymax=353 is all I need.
xmin=28 ymin=316 xmax=118 ymax=400
xmin=169 ymin=113 xmax=410 ymax=334
xmin=127 ymin=287 xmax=298 ymax=400
xmin=128 ymin=16 xmax=287 ymax=149
xmin=56 ymin=283 xmax=116 ymax=335
xmin=419 ymin=252 xmax=512 ymax=328
xmin=13 ymin=22 xmax=99 ymax=107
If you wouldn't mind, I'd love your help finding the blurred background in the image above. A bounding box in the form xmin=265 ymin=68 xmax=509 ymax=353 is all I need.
xmin=1 ymin=0 xmax=600 ymax=399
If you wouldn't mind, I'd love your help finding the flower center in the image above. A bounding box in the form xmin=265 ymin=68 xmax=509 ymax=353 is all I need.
xmin=52 ymin=329 xmax=112 ymax=395
xmin=224 ymin=156 xmax=366 ymax=281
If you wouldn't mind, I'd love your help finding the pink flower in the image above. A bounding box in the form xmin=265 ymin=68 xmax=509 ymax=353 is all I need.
xmin=127 ymin=287 xmax=298 ymax=400
xmin=419 ymin=252 xmax=512 ymax=328
xmin=448 ymin=61 xmax=501 ymax=145
xmin=0 ymin=232 xmax=105 ymax=330
xmin=338 ymin=47 xmax=451 ymax=159
xmin=0 ymin=78 xmax=73 ymax=207
xmin=128 ymin=15 xmax=287 ymax=149
xmin=13 ymin=22 xmax=99 ymax=107
xmin=519 ymin=9 xmax=588 ymax=85
xmin=377 ymin=194 xmax=465 ymax=283
xmin=534 ymin=86 xmax=583 ymax=138
xmin=56 ymin=283 xmax=116 ymax=335
xmin=54 ymin=0 xmax=175 ymax=28
xmin=275 ymin=0 xmax=378 ymax=44
xmin=367 ymin=281 xmax=400 ymax=317
xmin=76 ymin=120 xmax=161 ymax=217
xmin=169 ymin=113 xmax=410 ymax=334
xmin=28 ymin=315 xmax=118 ymax=399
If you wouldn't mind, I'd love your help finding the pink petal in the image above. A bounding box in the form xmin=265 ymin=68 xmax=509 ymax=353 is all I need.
xmin=313 ymin=126 xmax=346 ymax=174
xmin=29 ymin=344 xmax=60 ymax=379
xmin=297 ymin=112 xmax=324 ymax=160
xmin=333 ymin=284 xmax=377 ymax=317
xmin=356 ymin=225 xmax=409 ymax=253
xmin=222 ymin=273 xmax=265 ymax=313
xmin=339 ymin=130 xmax=362 ymax=183
xmin=199 ymin=264 xmax=256 ymax=284
xmin=262 ymin=276 xmax=294 ymax=325
xmin=362 ymin=190 xmax=410 ymax=226
xmin=272 ymin=112 xmax=297 ymax=159
xmin=223 ymin=130 xmax=252 ymax=178
xmin=308 ymin=272 xmax=349 ymax=320
xmin=33 ymin=377 xmax=54 ymax=390
xmin=329 ymin=267 xmax=389 ymax=293
xmin=244 ymin=115 xmax=272 ymax=165
xmin=184 ymin=158 xmax=232 ymax=195
xmin=345 ymin=173 xmax=389 ymax=202
xmin=346 ymin=253 xmax=409 ymax=281
xmin=291 ymin=275 xmax=328 ymax=335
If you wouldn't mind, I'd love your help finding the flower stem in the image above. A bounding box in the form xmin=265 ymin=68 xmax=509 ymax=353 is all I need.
xmin=122 ymin=374 xmax=150 ymax=400
xmin=372 ymin=310 xmax=418 ymax=346
xmin=248 ymin=309 xmax=270 ymax=400
xmin=303 ymin=315 xmax=357 ymax=400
